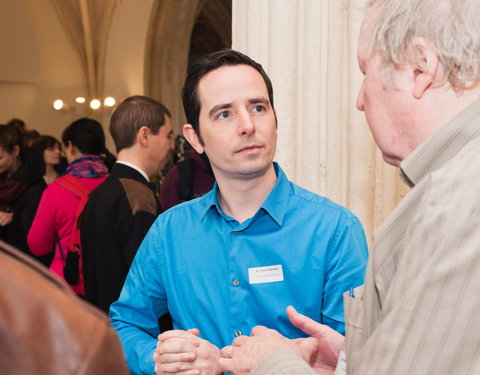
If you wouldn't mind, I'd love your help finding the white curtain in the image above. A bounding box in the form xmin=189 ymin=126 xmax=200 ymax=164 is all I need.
xmin=232 ymin=0 xmax=408 ymax=239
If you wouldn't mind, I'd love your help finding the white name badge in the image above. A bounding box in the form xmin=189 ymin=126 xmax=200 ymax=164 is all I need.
xmin=248 ymin=265 xmax=284 ymax=284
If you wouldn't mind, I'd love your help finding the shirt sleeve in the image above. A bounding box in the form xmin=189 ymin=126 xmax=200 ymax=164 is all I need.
xmin=321 ymin=214 xmax=368 ymax=334
xmin=109 ymin=221 xmax=168 ymax=375
xmin=251 ymin=351 xmax=317 ymax=375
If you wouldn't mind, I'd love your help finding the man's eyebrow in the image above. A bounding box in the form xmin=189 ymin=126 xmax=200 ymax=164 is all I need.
xmin=208 ymin=103 xmax=232 ymax=118
xmin=248 ymin=97 xmax=269 ymax=105
xmin=208 ymin=98 xmax=270 ymax=118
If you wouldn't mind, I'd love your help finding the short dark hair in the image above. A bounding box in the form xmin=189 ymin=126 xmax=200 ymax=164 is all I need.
xmin=61 ymin=118 xmax=105 ymax=156
xmin=30 ymin=135 xmax=61 ymax=156
xmin=6 ymin=118 xmax=26 ymax=133
xmin=0 ymin=124 xmax=23 ymax=154
xmin=24 ymin=129 xmax=41 ymax=147
xmin=181 ymin=49 xmax=275 ymax=139
xmin=109 ymin=95 xmax=171 ymax=153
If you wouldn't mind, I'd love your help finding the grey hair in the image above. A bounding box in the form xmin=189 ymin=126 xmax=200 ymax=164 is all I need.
xmin=365 ymin=0 xmax=480 ymax=91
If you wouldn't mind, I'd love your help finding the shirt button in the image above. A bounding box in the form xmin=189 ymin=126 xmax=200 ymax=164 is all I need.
xmin=234 ymin=330 xmax=242 ymax=337
xmin=232 ymin=279 xmax=240 ymax=286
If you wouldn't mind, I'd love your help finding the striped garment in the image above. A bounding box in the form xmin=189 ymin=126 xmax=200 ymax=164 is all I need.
xmin=251 ymin=100 xmax=480 ymax=375
xmin=346 ymin=98 xmax=480 ymax=374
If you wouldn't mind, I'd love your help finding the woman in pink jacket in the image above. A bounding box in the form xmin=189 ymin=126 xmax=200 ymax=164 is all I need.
xmin=28 ymin=118 xmax=108 ymax=296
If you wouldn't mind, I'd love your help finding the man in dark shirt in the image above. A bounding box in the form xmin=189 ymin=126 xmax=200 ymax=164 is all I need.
xmin=159 ymin=149 xmax=215 ymax=210
xmin=80 ymin=95 xmax=173 ymax=313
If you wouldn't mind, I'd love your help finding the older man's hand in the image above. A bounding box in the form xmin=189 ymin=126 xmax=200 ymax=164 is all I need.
xmin=287 ymin=306 xmax=344 ymax=374
xmin=218 ymin=326 xmax=318 ymax=375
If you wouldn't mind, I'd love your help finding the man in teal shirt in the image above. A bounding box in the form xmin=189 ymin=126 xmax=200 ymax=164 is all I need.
xmin=110 ymin=49 xmax=368 ymax=375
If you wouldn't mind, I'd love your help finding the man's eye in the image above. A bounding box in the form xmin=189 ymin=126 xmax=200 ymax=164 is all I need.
xmin=218 ymin=111 xmax=230 ymax=119
xmin=252 ymin=105 xmax=264 ymax=112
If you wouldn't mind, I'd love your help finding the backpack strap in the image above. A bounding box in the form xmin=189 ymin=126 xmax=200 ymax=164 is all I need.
xmin=54 ymin=175 xmax=90 ymax=251
xmin=55 ymin=174 xmax=90 ymax=199
xmin=177 ymin=158 xmax=194 ymax=202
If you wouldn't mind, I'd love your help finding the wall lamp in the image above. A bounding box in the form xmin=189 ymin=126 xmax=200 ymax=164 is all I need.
xmin=52 ymin=96 xmax=117 ymax=113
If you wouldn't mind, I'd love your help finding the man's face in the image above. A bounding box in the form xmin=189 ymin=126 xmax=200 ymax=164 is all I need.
xmin=356 ymin=12 xmax=417 ymax=167
xmin=0 ymin=146 xmax=18 ymax=174
xmin=193 ymin=64 xmax=277 ymax=181
xmin=149 ymin=115 xmax=174 ymax=172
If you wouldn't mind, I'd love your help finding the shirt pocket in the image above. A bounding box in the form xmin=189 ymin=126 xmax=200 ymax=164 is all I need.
xmin=343 ymin=285 xmax=364 ymax=372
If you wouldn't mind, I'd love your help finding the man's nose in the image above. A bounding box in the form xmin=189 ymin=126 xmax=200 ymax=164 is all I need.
xmin=238 ymin=111 xmax=255 ymax=135
xmin=356 ymin=81 xmax=365 ymax=112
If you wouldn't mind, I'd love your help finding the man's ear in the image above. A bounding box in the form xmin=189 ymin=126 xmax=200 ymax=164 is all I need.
xmin=183 ymin=124 xmax=205 ymax=154
xmin=137 ymin=126 xmax=151 ymax=147
xmin=410 ymin=37 xmax=439 ymax=99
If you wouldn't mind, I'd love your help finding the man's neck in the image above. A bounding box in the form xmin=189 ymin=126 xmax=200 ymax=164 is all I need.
xmin=215 ymin=165 xmax=277 ymax=223
xmin=116 ymin=148 xmax=151 ymax=180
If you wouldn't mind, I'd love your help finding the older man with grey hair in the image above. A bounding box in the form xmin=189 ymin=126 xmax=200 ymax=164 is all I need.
xmin=219 ymin=0 xmax=480 ymax=374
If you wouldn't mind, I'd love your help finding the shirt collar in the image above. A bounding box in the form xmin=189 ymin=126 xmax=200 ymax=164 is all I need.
xmin=260 ymin=162 xmax=290 ymax=226
xmin=115 ymin=161 xmax=150 ymax=182
xmin=199 ymin=162 xmax=290 ymax=226
xmin=400 ymin=99 xmax=480 ymax=187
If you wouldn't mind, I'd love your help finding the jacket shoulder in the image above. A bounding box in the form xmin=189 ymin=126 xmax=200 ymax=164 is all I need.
xmin=119 ymin=178 xmax=158 ymax=216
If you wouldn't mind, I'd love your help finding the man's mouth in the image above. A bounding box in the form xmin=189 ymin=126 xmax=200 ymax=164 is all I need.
xmin=236 ymin=144 xmax=262 ymax=153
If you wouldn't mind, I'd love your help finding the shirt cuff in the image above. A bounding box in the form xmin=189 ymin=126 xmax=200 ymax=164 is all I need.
xmin=251 ymin=350 xmax=316 ymax=375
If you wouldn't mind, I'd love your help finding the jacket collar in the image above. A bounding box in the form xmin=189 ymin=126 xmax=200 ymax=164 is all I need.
xmin=400 ymin=99 xmax=480 ymax=187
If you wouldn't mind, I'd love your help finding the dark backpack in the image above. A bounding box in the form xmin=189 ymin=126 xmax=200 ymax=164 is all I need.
xmin=55 ymin=174 xmax=89 ymax=290
xmin=177 ymin=158 xmax=195 ymax=202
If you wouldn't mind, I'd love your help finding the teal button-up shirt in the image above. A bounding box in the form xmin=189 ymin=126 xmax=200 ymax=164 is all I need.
xmin=110 ymin=163 xmax=368 ymax=374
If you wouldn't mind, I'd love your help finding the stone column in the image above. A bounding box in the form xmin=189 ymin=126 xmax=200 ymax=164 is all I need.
xmin=232 ymin=0 xmax=407 ymax=238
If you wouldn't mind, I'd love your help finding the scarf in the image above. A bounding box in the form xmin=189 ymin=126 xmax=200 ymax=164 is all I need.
xmin=0 ymin=173 xmax=26 ymax=211
xmin=63 ymin=155 xmax=108 ymax=178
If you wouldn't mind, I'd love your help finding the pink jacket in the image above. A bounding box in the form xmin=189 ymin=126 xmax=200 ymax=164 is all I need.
xmin=27 ymin=176 xmax=107 ymax=295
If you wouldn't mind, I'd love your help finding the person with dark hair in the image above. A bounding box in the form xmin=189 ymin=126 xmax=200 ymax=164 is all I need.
xmin=27 ymin=118 xmax=109 ymax=296
xmin=159 ymin=148 xmax=215 ymax=210
xmin=0 ymin=124 xmax=25 ymax=215
xmin=80 ymin=95 xmax=174 ymax=314
xmin=30 ymin=135 xmax=62 ymax=185
xmin=0 ymin=124 xmax=29 ymax=245
xmin=1 ymin=135 xmax=62 ymax=266
xmin=110 ymin=49 xmax=368 ymax=375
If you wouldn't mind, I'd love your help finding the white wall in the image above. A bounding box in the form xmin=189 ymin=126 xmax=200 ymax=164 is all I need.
xmin=0 ymin=0 xmax=154 ymax=153
xmin=0 ymin=0 xmax=83 ymax=140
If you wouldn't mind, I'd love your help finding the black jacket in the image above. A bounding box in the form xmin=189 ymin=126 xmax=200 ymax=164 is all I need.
xmin=80 ymin=163 xmax=161 ymax=313
xmin=1 ymin=151 xmax=52 ymax=266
